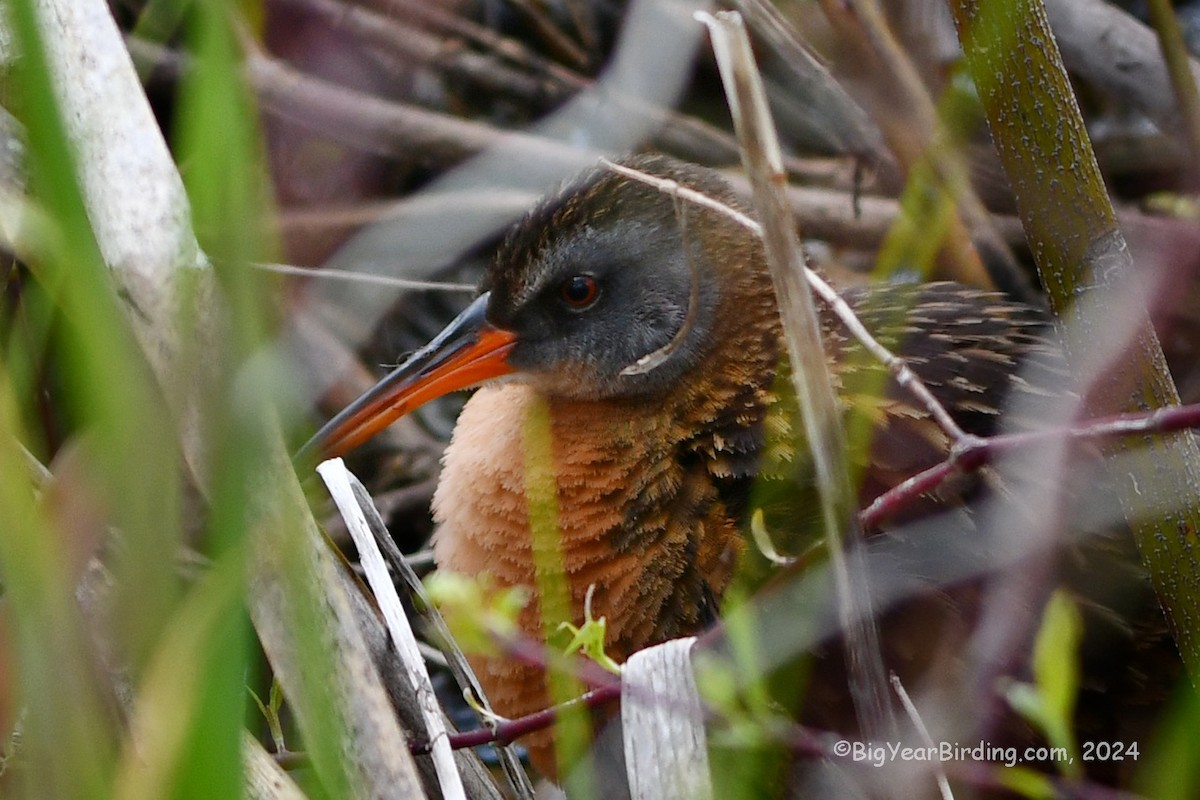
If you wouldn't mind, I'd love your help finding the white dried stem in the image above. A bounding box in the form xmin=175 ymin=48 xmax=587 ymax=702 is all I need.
xmin=242 ymin=733 xmax=308 ymax=800
xmin=621 ymin=638 xmax=711 ymax=800
xmin=318 ymin=458 xmax=465 ymax=800
xmin=340 ymin=470 xmax=535 ymax=799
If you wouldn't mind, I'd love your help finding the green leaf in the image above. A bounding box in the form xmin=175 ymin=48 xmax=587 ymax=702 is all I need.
xmin=557 ymin=587 xmax=620 ymax=675
xmin=1032 ymin=591 xmax=1082 ymax=734
xmin=1136 ymin=679 xmax=1200 ymax=800
xmin=424 ymin=572 xmax=528 ymax=655
xmin=992 ymin=765 xmax=1057 ymax=800
xmin=1003 ymin=590 xmax=1082 ymax=777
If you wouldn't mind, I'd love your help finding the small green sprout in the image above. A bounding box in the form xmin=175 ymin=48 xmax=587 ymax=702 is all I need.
xmin=557 ymin=585 xmax=621 ymax=675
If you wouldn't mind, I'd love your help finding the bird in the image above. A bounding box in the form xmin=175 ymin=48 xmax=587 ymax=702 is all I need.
xmin=302 ymin=154 xmax=1068 ymax=780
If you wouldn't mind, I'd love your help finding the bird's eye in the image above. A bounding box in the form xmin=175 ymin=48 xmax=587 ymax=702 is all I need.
xmin=560 ymin=275 xmax=599 ymax=308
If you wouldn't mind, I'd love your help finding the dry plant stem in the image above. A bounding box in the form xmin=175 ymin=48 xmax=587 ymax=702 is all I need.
xmin=284 ymin=0 xmax=555 ymax=102
xmin=563 ymin=0 xmax=601 ymax=56
xmin=256 ymin=262 xmax=476 ymax=293
xmin=318 ymin=459 xmax=466 ymax=800
xmin=134 ymin=35 xmax=845 ymax=191
xmin=332 ymin=538 xmax=505 ymax=800
xmin=274 ymin=160 xmax=875 ymax=252
xmin=869 ymin=2 xmax=1031 ymax=303
xmin=505 ymin=0 xmax=590 ymax=69
xmin=699 ymin=10 xmax=894 ymax=742
xmin=134 ymin=23 xmax=799 ymax=179
xmin=277 ymin=171 xmax=1191 ymax=260
xmin=244 ymin=51 xmax=591 ymax=168
xmin=354 ymin=0 xmax=582 ymax=86
xmin=248 ymin=453 xmax=429 ymax=799
xmin=621 ymin=638 xmax=711 ymax=800
xmin=242 ymin=733 xmax=307 ymax=800
xmin=950 ymin=0 xmax=1200 ymax=671
xmin=35 ymin=0 xmax=207 ymax=475
xmin=1145 ymin=0 xmax=1200 ymax=179
xmin=127 ymin=37 xmax=593 ymax=171
xmin=17 ymin=440 xmax=51 ymax=488
xmin=338 ymin=470 xmax=535 ymax=799
xmin=251 ymin=22 xmax=761 ymax=187
xmin=304 ymin=0 xmax=752 ymax=169
xmin=417 ymin=641 xmax=449 ymax=669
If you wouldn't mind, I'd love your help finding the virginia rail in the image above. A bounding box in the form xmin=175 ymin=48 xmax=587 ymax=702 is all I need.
xmin=304 ymin=154 xmax=1062 ymax=778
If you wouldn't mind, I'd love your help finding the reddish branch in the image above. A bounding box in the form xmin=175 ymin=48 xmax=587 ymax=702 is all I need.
xmin=408 ymin=683 xmax=621 ymax=757
xmin=860 ymin=402 xmax=1200 ymax=530
xmin=405 ymin=691 xmax=1143 ymax=800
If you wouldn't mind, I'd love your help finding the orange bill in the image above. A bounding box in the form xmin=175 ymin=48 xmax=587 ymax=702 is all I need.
xmin=298 ymin=293 xmax=516 ymax=463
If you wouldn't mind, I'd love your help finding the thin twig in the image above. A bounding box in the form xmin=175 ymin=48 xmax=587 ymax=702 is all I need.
xmin=16 ymin=440 xmax=51 ymax=489
xmin=721 ymin=0 xmax=889 ymax=162
xmin=255 ymin=262 xmax=476 ymax=293
xmin=890 ymin=674 xmax=954 ymax=800
xmin=337 ymin=470 xmax=536 ymax=799
xmin=281 ymin=0 xmax=557 ymax=103
xmin=127 ymin=36 xmax=594 ymax=171
xmin=356 ymin=0 xmax=584 ymax=87
xmin=417 ymin=641 xmax=450 ymax=670
xmin=819 ymin=0 xmax=1031 ymax=298
xmin=601 ymin=157 xmax=970 ymax=444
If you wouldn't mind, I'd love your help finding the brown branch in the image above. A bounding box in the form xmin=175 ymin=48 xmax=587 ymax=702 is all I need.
xmin=720 ymin=0 xmax=889 ymax=163
xmin=353 ymin=0 xmax=583 ymax=85
xmin=127 ymin=36 xmax=593 ymax=172
xmin=336 ymin=469 xmax=535 ymax=797
xmin=362 ymin=0 xmax=778 ymax=171
xmin=505 ymin=0 xmax=590 ymax=70
xmin=281 ymin=0 xmax=562 ymax=103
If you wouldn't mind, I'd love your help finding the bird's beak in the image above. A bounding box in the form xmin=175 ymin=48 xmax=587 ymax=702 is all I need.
xmin=298 ymin=292 xmax=516 ymax=463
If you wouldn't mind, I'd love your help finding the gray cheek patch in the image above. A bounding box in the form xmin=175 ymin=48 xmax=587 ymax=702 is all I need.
xmin=620 ymin=242 xmax=700 ymax=376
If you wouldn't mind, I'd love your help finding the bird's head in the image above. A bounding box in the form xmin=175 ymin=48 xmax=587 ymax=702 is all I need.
xmin=301 ymin=155 xmax=760 ymax=461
